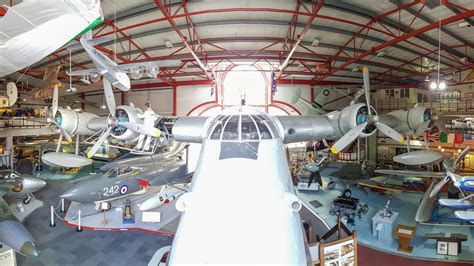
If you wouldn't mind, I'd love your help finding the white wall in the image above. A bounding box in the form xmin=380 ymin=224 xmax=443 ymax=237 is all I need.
xmin=176 ymin=85 xmax=215 ymax=116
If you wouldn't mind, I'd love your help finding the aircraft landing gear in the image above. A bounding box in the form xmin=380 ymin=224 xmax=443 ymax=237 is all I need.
xmin=23 ymin=194 xmax=33 ymax=204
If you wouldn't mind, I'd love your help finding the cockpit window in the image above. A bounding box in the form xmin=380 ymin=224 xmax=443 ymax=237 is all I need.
xmin=222 ymin=115 xmax=239 ymax=140
xmin=210 ymin=115 xmax=230 ymax=140
xmin=206 ymin=113 xmax=278 ymax=141
xmin=241 ymin=115 xmax=259 ymax=140
xmin=118 ymin=167 xmax=133 ymax=176
xmin=107 ymin=168 xmax=117 ymax=178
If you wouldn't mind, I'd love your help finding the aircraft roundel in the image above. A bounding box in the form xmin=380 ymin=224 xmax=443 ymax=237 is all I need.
xmin=120 ymin=185 xmax=128 ymax=195
xmin=323 ymin=89 xmax=329 ymax=96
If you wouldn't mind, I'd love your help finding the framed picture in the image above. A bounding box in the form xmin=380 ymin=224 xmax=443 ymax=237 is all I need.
xmin=437 ymin=241 xmax=448 ymax=255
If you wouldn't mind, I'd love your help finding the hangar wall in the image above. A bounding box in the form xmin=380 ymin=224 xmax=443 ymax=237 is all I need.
xmin=81 ymin=83 xmax=353 ymax=116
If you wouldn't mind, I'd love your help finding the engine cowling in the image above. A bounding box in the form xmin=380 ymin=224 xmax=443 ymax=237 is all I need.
xmin=383 ymin=106 xmax=432 ymax=132
xmin=334 ymin=103 xmax=377 ymax=138
xmin=110 ymin=105 xmax=141 ymax=141
xmin=54 ymin=108 xmax=98 ymax=136
xmin=90 ymin=73 xmax=101 ymax=83
xmin=145 ymin=66 xmax=159 ymax=79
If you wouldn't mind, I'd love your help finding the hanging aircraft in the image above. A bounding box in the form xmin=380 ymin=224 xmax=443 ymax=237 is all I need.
xmin=67 ymin=33 xmax=181 ymax=93
xmin=0 ymin=0 xmax=103 ymax=78
xmin=165 ymin=67 xmax=405 ymax=264
xmin=0 ymin=170 xmax=46 ymax=257
xmin=59 ymin=146 xmax=190 ymax=209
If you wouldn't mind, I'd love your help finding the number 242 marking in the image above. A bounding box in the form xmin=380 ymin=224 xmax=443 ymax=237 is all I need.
xmin=103 ymin=185 xmax=119 ymax=197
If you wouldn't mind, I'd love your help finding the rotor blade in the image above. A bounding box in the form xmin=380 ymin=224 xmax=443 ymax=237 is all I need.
xmin=117 ymin=122 xmax=161 ymax=137
xmin=87 ymin=127 xmax=112 ymax=158
xmin=375 ymin=122 xmax=405 ymax=143
xmin=430 ymin=176 xmax=449 ymax=198
xmin=454 ymin=146 xmax=470 ymax=168
xmin=331 ymin=122 xmax=367 ymax=154
xmin=362 ymin=67 xmax=371 ymax=115
xmin=52 ymin=85 xmax=59 ymax=117
xmin=103 ymin=79 xmax=116 ymax=116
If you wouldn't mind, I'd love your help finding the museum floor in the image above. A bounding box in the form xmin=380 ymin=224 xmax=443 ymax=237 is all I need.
xmin=14 ymin=167 xmax=474 ymax=265
xmin=298 ymin=163 xmax=474 ymax=264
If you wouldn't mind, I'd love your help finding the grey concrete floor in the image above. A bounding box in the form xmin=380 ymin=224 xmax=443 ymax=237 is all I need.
xmin=17 ymin=180 xmax=174 ymax=266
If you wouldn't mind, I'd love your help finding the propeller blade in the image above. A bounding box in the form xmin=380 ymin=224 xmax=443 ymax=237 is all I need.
xmin=117 ymin=122 xmax=161 ymax=138
xmin=430 ymin=176 xmax=449 ymax=198
xmin=447 ymin=170 xmax=462 ymax=183
xmin=375 ymin=122 xmax=405 ymax=143
xmin=87 ymin=127 xmax=112 ymax=158
xmin=52 ymin=121 xmax=72 ymax=143
xmin=103 ymin=79 xmax=116 ymax=116
xmin=331 ymin=122 xmax=367 ymax=154
xmin=52 ymin=85 xmax=59 ymax=117
xmin=56 ymin=133 xmax=63 ymax=152
xmin=362 ymin=67 xmax=372 ymax=116
xmin=454 ymin=146 xmax=470 ymax=168
xmin=414 ymin=120 xmax=430 ymax=137
xmin=59 ymin=126 xmax=73 ymax=144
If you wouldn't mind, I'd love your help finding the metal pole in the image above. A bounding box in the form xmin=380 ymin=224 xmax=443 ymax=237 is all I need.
xmin=60 ymin=198 xmax=65 ymax=213
xmin=77 ymin=210 xmax=82 ymax=232
xmin=49 ymin=205 xmax=55 ymax=227
xmin=357 ymin=138 xmax=360 ymax=164
xmin=75 ymin=135 xmax=80 ymax=155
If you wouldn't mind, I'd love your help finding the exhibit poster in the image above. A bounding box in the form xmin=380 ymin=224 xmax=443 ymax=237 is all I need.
xmin=322 ymin=238 xmax=356 ymax=266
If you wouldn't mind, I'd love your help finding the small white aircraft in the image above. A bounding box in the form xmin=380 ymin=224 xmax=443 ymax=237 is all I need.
xmin=68 ymin=33 xmax=181 ymax=104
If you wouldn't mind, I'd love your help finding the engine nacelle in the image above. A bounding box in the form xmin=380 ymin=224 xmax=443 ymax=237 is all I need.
xmin=145 ymin=66 xmax=159 ymax=79
xmin=383 ymin=106 xmax=432 ymax=133
xmin=110 ymin=105 xmax=141 ymax=142
xmin=333 ymin=103 xmax=376 ymax=138
xmin=129 ymin=68 xmax=143 ymax=80
xmin=54 ymin=108 xmax=98 ymax=136
xmin=89 ymin=73 xmax=101 ymax=83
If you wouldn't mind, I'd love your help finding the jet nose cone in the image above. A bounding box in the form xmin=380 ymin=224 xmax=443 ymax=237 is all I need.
xmin=20 ymin=241 xmax=40 ymax=258
xmin=59 ymin=187 xmax=80 ymax=202
xmin=23 ymin=176 xmax=47 ymax=192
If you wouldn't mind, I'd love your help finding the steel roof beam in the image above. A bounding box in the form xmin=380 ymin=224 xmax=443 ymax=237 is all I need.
xmin=391 ymin=0 xmax=473 ymax=50
xmin=155 ymin=0 xmax=211 ymax=79
xmin=34 ymin=19 xmax=455 ymax=69
xmin=277 ymin=0 xmax=325 ymax=78
xmin=322 ymin=0 xmax=469 ymax=60
xmin=316 ymin=10 xmax=474 ymax=81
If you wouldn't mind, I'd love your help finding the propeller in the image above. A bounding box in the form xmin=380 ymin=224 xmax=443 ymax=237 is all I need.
xmin=430 ymin=175 xmax=449 ymax=198
xmin=103 ymin=79 xmax=116 ymax=116
xmin=429 ymin=146 xmax=470 ymax=198
xmin=331 ymin=67 xmax=404 ymax=153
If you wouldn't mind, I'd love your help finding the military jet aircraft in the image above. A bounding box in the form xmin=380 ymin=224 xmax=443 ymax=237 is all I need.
xmin=60 ymin=149 xmax=190 ymax=209
xmin=0 ymin=170 xmax=46 ymax=257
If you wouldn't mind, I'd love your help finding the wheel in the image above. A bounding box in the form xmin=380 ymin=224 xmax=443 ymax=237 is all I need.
xmin=342 ymin=189 xmax=352 ymax=198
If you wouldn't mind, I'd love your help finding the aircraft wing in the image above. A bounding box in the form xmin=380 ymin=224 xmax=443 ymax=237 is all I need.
xmin=0 ymin=1 xmax=103 ymax=77
xmin=375 ymin=169 xmax=445 ymax=178
xmin=117 ymin=60 xmax=182 ymax=72
xmin=67 ymin=68 xmax=100 ymax=76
